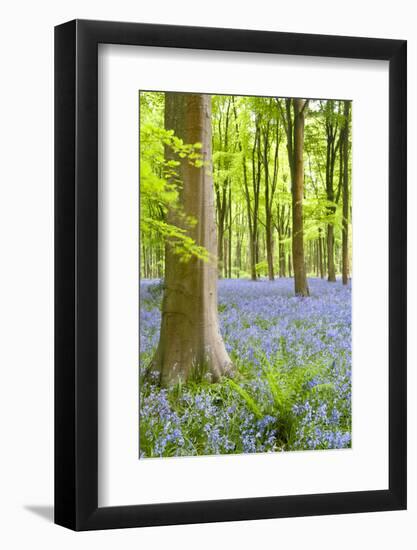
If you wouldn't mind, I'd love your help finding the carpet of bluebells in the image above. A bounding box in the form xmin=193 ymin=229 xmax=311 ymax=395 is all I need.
xmin=139 ymin=278 xmax=351 ymax=458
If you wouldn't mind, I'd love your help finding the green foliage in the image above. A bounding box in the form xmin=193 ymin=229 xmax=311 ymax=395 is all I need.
xmin=140 ymin=94 xmax=209 ymax=266
xmin=255 ymin=260 xmax=269 ymax=277
xmin=139 ymin=335 xmax=348 ymax=456
xmin=227 ymin=379 xmax=263 ymax=419
xmin=139 ymin=91 xmax=353 ymax=456
xmin=140 ymin=90 xmax=352 ymax=281
xmin=227 ymin=349 xmax=334 ymax=447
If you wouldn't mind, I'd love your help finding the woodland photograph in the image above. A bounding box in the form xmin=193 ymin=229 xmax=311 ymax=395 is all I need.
xmin=139 ymin=90 xmax=352 ymax=458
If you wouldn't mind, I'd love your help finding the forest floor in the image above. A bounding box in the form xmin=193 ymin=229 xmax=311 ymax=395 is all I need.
xmin=139 ymin=278 xmax=352 ymax=458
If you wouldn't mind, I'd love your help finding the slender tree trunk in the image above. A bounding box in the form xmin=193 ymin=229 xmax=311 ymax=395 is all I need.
xmin=280 ymin=98 xmax=308 ymax=294
xmin=141 ymin=240 xmax=146 ymax=278
xmin=235 ymin=207 xmax=242 ymax=278
xmin=318 ymin=228 xmax=324 ymax=278
xmin=249 ymin=229 xmax=257 ymax=280
xmin=228 ymin=188 xmax=232 ymax=278
xmin=279 ymin=238 xmax=286 ymax=277
xmin=232 ymin=97 xmax=259 ymax=281
xmin=150 ymin=93 xmax=233 ymax=386
xmin=265 ymin=218 xmax=274 ymax=280
xmin=156 ymin=245 xmax=162 ymax=279
xmin=223 ymin=237 xmax=228 ymax=278
xmin=323 ymin=100 xmax=340 ymax=283
xmin=236 ymin=237 xmax=242 ymax=278
xmin=252 ymin=121 xmax=262 ymax=280
xmin=217 ymin=224 xmax=224 ymax=278
xmin=277 ymin=204 xmax=288 ymax=277
xmin=327 ymin=224 xmax=336 ymax=281
xmin=215 ymin=184 xmax=227 ymax=279
xmin=292 ymin=99 xmax=310 ymax=296
xmin=263 ymin=118 xmax=279 ymax=281
xmin=255 ymin=231 xmax=260 ymax=270
xmin=342 ymin=101 xmax=350 ymax=285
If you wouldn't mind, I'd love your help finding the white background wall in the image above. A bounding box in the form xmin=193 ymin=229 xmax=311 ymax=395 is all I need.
xmin=0 ymin=0 xmax=415 ymax=548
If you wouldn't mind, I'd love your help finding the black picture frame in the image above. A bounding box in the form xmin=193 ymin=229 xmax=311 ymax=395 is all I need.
xmin=55 ymin=19 xmax=407 ymax=531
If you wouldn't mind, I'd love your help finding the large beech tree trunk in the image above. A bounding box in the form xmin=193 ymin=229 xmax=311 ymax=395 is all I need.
xmin=292 ymin=99 xmax=310 ymax=296
xmin=150 ymin=93 xmax=233 ymax=386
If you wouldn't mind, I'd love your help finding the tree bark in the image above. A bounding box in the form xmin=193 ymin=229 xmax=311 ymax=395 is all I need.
xmin=251 ymin=121 xmax=262 ymax=280
xmin=324 ymin=100 xmax=341 ymax=283
xmin=279 ymin=98 xmax=309 ymax=295
xmin=228 ymin=186 xmax=232 ymax=278
xmin=217 ymin=219 xmax=224 ymax=277
xmin=342 ymin=101 xmax=350 ymax=285
xmin=292 ymin=99 xmax=310 ymax=296
xmin=263 ymin=114 xmax=279 ymax=281
xmin=265 ymin=216 xmax=274 ymax=280
xmin=231 ymin=98 xmax=258 ymax=281
xmin=279 ymin=239 xmax=286 ymax=277
xmin=150 ymin=93 xmax=233 ymax=386
xmin=327 ymin=224 xmax=336 ymax=282
xmin=318 ymin=227 xmax=324 ymax=278
xmin=276 ymin=203 xmax=288 ymax=278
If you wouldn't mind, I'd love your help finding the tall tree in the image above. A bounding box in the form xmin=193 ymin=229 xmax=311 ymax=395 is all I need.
xmin=342 ymin=100 xmax=350 ymax=285
xmin=150 ymin=93 xmax=233 ymax=385
xmin=323 ymin=100 xmax=341 ymax=282
xmin=213 ymin=97 xmax=232 ymax=278
xmin=280 ymin=98 xmax=309 ymax=296
xmin=318 ymin=227 xmax=324 ymax=278
xmin=250 ymin=117 xmax=262 ymax=279
xmin=276 ymin=199 xmax=290 ymax=278
xmin=232 ymin=98 xmax=260 ymax=280
xmin=261 ymin=102 xmax=280 ymax=280
xmin=292 ymin=99 xmax=310 ymax=296
xmin=141 ymin=93 xmax=352 ymax=290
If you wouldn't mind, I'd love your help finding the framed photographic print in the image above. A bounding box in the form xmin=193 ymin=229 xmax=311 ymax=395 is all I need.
xmin=55 ymin=19 xmax=406 ymax=530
